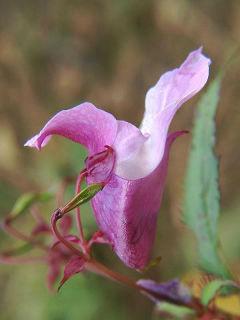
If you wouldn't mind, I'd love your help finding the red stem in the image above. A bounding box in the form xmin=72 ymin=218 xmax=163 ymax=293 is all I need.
xmin=84 ymin=259 xmax=208 ymax=316
xmin=51 ymin=210 xmax=83 ymax=257
xmin=2 ymin=220 xmax=48 ymax=251
xmin=85 ymin=259 xmax=140 ymax=290
xmin=0 ymin=255 xmax=45 ymax=265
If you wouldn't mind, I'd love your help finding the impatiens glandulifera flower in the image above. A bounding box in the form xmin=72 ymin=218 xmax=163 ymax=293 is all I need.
xmin=25 ymin=48 xmax=210 ymax=269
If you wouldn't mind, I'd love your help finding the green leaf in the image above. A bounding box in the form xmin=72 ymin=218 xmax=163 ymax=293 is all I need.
xmin=62 ymin=183 xmax=104 ymax=213
xmin=156 ymin=302 xmax=195 ymax=319
xmin=10 ymin=192 xmax=53 ymax=220
xmin=183 ymin=75 xmax=230 ymax=278
xmin=201 ymin=280 xmax=240 ymax=306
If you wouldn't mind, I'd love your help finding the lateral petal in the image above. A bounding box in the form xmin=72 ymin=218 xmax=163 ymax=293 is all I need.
xmin=25 ymin=102 xmax=118 ymax=154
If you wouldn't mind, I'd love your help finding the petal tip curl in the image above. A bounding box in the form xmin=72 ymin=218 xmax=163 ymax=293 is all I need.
xmin=120 ymin=47 xmax=211 ymax=181
xmin=24 ymin=134 xmax=50 ymax=150
xmin=196 ymin=46 xmax=211 ymax=64
xmin=24 ymin=135 xmax=39 ymax=149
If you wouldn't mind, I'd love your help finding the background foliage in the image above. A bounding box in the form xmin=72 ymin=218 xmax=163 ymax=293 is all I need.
xmin=0 ymin=1 xmax=240 ymax=319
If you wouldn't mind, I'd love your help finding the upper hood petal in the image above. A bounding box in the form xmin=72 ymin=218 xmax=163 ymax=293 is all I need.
xmin=25 ymin=102 xmax=118 ymax=154
xmin=142 ymin=48 xmax=210 ymax=125
xmin=114 ymin=48 xmax=210 ymax=180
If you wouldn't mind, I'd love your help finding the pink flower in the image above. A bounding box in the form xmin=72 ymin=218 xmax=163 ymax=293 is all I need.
xmin=25 ymin=49 xmax=210 ymax=269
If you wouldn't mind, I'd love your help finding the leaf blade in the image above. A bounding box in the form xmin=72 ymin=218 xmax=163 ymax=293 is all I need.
xmin=10 ymin=192 xmax=53 ymax=220
xmin=183 ymin=75 xmax=230 ymax=278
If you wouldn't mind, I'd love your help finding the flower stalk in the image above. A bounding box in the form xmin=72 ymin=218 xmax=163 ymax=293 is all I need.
xmin=51 ymin=209 xmax=83 ymax=257
xmin=75 ymin=169 xmax=87 ymax=249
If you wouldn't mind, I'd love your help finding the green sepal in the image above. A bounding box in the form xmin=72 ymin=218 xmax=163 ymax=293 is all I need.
xmin=62 ymin=183 xmax=104 ymax=214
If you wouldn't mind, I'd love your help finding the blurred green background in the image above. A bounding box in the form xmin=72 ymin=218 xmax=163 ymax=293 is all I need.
xmin=0 ymin=1 xmax=240 ymax=319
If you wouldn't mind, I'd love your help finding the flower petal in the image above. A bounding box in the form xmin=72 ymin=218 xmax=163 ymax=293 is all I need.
xmin=137 ymin=278 xmax=192 ymax=304
xmin=113 ymin=121 xmax=148 ymax=179
xmin=142 ymin=48 xmax=211 ymax=130
xmin=25 ymin=102 xmax=118 ymax=154
xmin=115 ymin=49 xmax=210 ymax=180
xmin=114 ymin=121 xmax=147 ymax=162
xmin=91 ymin=131 xmax=186 ymax=269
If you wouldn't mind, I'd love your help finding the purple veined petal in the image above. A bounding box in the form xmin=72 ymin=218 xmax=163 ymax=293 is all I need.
xmin=137 ymin=278 xmax=192 ymax=304
xmin=25 ymin=102 xmax=118 ymax=154
xmin=91 ymin=131 xmax=187 ymax=269
xmin=115 ymin=48 xmax=210 ymax=180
